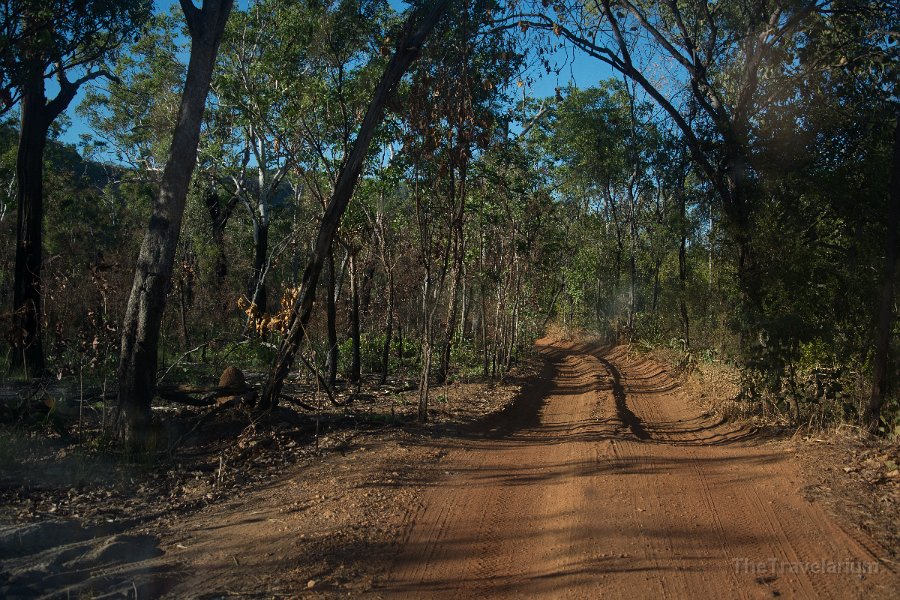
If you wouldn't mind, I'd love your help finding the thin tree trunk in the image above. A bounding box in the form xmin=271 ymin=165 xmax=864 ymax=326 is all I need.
xmin=178 ymin=279 xmax=190 ymax=349
xmin=349 ymin=252 xmax=361 ymax=384
xmin=481 ymin=284 xmax=489 ymax=377
xmin=866 ymin=117 xmax=900 ymax=431
xmin=203 ymin=187 xmax=237 ymax=288
xmin=651 ymin=259 xmax=661 ymax=314
xmin=258 ymin=1 xmax=450 ymax=408
xmin=627 ymin=180 xmax=638 ymax=331
xmin=380 ymin=268 xmax=395 ymax=384
xmin=249 ymin=218 xmax=269 ymax=313
xmin=419 ymin=276 xmax=433 ymax=422
xmin=325 ymin=246 xmax=338 ymax=387
xmin=679 ymin=188 xmax=690 ymax=347
xmin=117 ymin=0 xmax=233 ymax=444
xmin=438 ymin=162 xmax=467 ymax=384
xmin=396 ymin=316 xmax=404 ymax=369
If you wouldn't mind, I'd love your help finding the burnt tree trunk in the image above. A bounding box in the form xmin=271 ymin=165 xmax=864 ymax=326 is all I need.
xmin=866 ymin=117 xmax=900 ymax=431
xmin=10 ymin=56 xmax=94 ymax=375
xmin=117 ymin=0 xmax=233 ymax=444
xmin=10 ymin=70 xmax=48 ymax=376
xmin=258 ymin=1 xmax=451 ymax=409
xmin=203 ymin=188 xmax=232 ymax=288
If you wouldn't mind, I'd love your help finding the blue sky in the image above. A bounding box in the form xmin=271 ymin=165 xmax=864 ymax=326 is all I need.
xmin=55 ymin=0 xmax=613 ymax=152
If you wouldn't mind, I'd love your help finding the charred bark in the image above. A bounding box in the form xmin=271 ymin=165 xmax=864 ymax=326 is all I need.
xmin=866 ymin=117 xmax=900 ymax=431
xmin=10 ymin=70 xmax=48 ymax=376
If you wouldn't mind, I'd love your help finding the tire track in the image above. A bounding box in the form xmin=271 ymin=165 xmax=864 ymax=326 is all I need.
xmin=378 ymin=339 xmax=897 ymax=599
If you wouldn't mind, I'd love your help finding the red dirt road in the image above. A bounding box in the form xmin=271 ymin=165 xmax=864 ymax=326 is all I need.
xmin=379 ymin=339 xmax=896 ymax=599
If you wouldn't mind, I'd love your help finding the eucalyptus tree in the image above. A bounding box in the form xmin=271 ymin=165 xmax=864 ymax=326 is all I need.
xmin=210 ymin=0 xmax=307 ymax=314
xmin=509 ymin=0 xmax=827 ymax=340
xmin=536 ymin=81 xmax=660 ymax=333
xmin=392 ymin=2 xmax=520 ymax=418
xmin=242 ymin=0 xmax=392 ymax=383
xmin=0 ymin=0 xmax=152 ymax=375
xmin=118 ymin=0 xmax=233 ymax=444
xmin=259 ymin=0 xmax=453 ymax=410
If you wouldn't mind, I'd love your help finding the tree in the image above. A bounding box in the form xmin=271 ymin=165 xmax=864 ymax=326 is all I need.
xmin=1 ymin=0 xmax=151 ymax=375
xmin=259 ymin=0 xmax=453 ymax=409
xmin=117 ymin=0 xmax=233 ymax=444
xmin=865 ymin=116 xmax=899 ymax=430
xmin=512 ymin=0 xmax=823 ymax=342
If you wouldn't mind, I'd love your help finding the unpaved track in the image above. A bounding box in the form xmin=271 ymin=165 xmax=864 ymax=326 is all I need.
xmin=379 ymin=339 xmax=896 ymax=599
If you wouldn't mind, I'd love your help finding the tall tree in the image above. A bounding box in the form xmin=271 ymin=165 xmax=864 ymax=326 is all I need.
xmin=513 ymin=0 xmax=822 ymax=341
xmin=259 ymin=0 xmax=453 ymax=409
xmin=117 ymin=0 xmax=233 ymax=444
xmin=1 ymin=0 xmax=151 ymax=374
xmin=866 ymin=117 xmax=899 ymax=431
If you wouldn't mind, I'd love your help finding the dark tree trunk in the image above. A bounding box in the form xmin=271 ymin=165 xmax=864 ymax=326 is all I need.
xmin=258 ymin=1 xmax=451 ymax=408
xmin=651 ymin=258 xmax=661 ymax=314
xmin=722 ymin=137 xmax=762 ymax=347
xmin=203 ymin=188 xmax=234 ymax=288
xmin=349 ymin=253 xmax=361 ymax=384
xmin=866 ymin=117 xmax=900 ymax=431
xmin=249 ymin=218 xmax=269 ymax=313
xmin=481 ymin=284 xmax=489 ymax=377
xmin=117 ymin=0 xmax=233 ymax=445
xmin=324 ymin=247 xmax=339 ymax=387
xmin=396 ymin=317 xmax=404 ymax=367
xmin=380 ymin=268 xmax=394 ymax=384
xmin=10 ymin=72 xmax=48 ymax=376
xmin=360 ymin=258 xmax=376 ymax=318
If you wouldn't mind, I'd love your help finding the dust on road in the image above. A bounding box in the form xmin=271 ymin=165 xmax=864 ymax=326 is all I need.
xmin=379 ymin=338 xmax=895 ymax=599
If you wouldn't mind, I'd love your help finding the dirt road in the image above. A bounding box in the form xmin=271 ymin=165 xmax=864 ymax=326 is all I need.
xmin=379 ymin=339 xmax=895 ymax=599
xmin=5 ymin=339 xmax=893 ymax=598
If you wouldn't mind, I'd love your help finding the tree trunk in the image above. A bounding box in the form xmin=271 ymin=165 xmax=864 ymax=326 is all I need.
xmin=481 ymin=283 xmax=489 ymax=377
xmin=396 ymin=316 xmax=404 ymax=368
xmin=437 ymin=164 xmax=467 ymax=384
xmin=203 ymin=188 xmax=232 ymax=288
xmin=627 ymin=184 xmax=638 ymax=331
xmin=349 ymin=253 xmax=361 ymax=385
xmin=325 ymin=246 xmax=339 ymax=387
xmin=865 ymin=117 xmax=900 ymax=431
xmin=380 ymin=268 xmax=394 ymax=384
xmin=679 ymin=194 xmax=690 ymax=347
xmin=419 ymin=272 xmax=433 ymax=422
xmin=258 ymin=0 xmax=452 ymax=409
xmin=248 ymin=217 xmax=269 ymax=313
xmin=10 ymin=71 xmax=49 ymax=376
xmin=651 ymin=258 xmax=661 ymax=314
xmin=117 ymin=0 xmax=233 ymax=444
